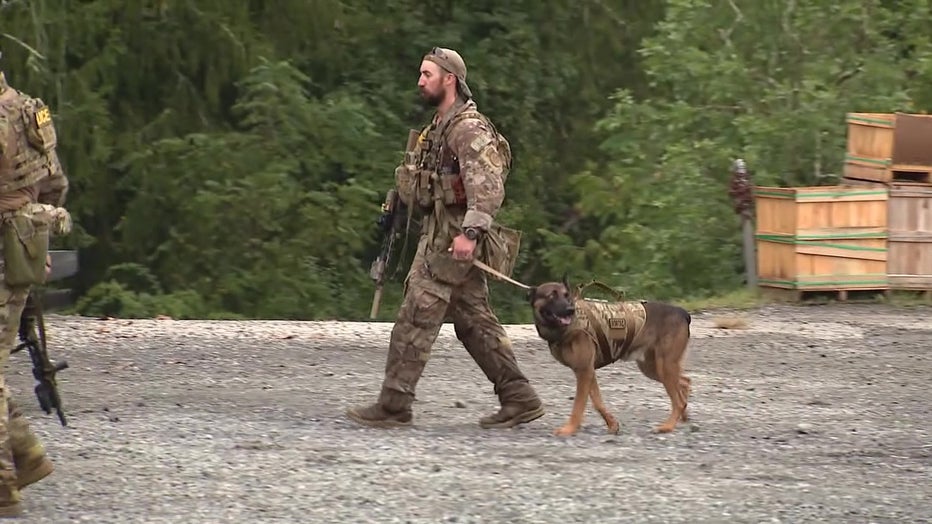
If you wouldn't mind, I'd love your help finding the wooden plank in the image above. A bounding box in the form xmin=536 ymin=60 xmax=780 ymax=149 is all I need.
xmin=795 ymin=244 xmax=887 ymax=262
xmin=891 ymin=163 xmax=932 ymax=172
xmin=888 ymin=275 xmax=932 ymax=288
xmin=888 ymin=231 xmax=932 ymax=242
xmin=795 ymin=227 xmax=887 ymax=239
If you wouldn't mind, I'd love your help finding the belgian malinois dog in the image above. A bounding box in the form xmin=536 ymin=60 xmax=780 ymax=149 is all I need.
xmin=528 ymin=276 xmax=693 ymax=436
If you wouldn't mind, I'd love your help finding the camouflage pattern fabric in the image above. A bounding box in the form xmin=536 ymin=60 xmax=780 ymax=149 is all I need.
xmin=0 ymin=70 xmax=68 ymax=514
xmin=536 ymin=299 xmax=648 ymax=370
xmin=354 ymin=97 xmax=541 ymax=428
xmin=0 ymin=280 xmax=33 ymax=483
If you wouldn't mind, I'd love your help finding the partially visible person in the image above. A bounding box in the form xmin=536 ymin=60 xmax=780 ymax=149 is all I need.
xmin=346 ymin=47 xmax=545 ymax=430
xmin=0 ymin=52 xmax=72 ymax=518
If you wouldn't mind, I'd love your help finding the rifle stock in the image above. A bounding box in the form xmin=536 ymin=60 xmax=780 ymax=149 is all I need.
xmin=368 ymin=129 xmax=420 ymax=320
xmin=11 ymin=249 xmax=78 ymax=427
xmin=369 ymin=189 xmax=400 ymax=319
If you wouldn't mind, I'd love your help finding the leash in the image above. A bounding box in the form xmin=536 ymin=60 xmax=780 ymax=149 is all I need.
xmin=472 ymin=259 xmax=626 ymax=302
xmin=471 ymin=259 xmax=532 ymax=290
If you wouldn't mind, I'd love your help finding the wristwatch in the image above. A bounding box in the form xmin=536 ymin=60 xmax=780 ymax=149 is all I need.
xmin=464 ymin=227 xmax=481 ymax=241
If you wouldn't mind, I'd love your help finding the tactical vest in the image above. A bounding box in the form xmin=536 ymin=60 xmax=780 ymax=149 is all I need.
xmin=539 ymin=298 xmax=648 ymax=370
xmin=411 ymin=102 xmax=512 ymax=210
xmin=0 ymin=82 xmax=59 ymax=194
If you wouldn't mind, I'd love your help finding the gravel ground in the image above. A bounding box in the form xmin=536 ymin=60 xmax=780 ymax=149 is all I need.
xmin=5 ymin=303 xmax=932 ymax=523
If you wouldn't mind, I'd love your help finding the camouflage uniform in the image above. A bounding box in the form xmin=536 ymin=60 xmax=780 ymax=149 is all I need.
xmin=0 ymin=67 xmax=70 ymax=517
xmin=347 ymin=48 xmax=544 ymax=429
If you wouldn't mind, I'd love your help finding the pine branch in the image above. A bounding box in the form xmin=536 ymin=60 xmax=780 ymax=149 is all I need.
xmin=0 ymin=32 xmax=46 ymax=60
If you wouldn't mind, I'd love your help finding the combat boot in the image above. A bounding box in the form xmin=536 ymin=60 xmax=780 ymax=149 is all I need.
xmin=452 ymin=318 xmax=546 ymax=429
xmin=347 ymin=306 xmax=437 ymax=428
xmin=0 ymin=484 xmax=21 ymax=519
xmin=479 ymin=398 xmax=545 ymax=429
xmin=7 ymin=400 xmax=53 ymax=489
xmin=12 ymin=450 xmax=53 ymax=490
xmin=0 ymin=456 xmax=22 ymax=519
xmin=346 ymin=384 xmax=415 ymax=429
xmin=345 ymin=402 xmax=413 ymax=428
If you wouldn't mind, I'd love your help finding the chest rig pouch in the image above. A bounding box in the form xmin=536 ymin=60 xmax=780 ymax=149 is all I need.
xmin=409 ymin=125 xmax=435 ymax=209
xmin=411 ymin=109 xmax=477 ymax=211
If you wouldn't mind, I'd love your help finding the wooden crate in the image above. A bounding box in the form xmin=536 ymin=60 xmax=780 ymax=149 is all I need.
xmin=754 ymin=185 xmax=889 ymax=293
xmin=839 ymin=178 xmax=932 ymax=290
xmin=887 ymin=184 xmax=932 ymax=290
xmin=844 ymin=112 xmax=932 ymax=184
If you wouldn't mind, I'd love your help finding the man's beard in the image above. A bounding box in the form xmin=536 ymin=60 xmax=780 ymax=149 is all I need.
xmin=420 ymin=88 xmax=444 ymax=107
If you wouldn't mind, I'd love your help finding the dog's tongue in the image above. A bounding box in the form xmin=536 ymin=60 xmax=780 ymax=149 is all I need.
xmin=558 ymin=316 xmax=572 ymax=326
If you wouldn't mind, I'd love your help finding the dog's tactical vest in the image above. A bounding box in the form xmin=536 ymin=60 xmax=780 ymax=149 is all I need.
xmin=0 ymin=75 xmax=61 ymax=195
xmin=544 ymin=298 xmax=648 ymax=370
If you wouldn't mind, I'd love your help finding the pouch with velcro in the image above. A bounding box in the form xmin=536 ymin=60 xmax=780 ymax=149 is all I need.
xmin=2 ymin=211 xmax=50 ymax=287
xmin=477 ymin=222 xmax=522 ymax=279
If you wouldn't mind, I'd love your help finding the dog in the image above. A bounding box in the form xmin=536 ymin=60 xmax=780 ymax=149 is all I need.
xmin=528 ymin=275 xmax=692 ymax=436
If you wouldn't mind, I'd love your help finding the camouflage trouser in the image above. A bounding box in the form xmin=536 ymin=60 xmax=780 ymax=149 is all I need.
xmin=0 ymin=278 xmax=42 ymax=503
xmin=377 ymin=250 xmax=539 ymax=413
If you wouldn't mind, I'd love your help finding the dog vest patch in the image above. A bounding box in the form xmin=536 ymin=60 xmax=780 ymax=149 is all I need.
xmin=580 ymin=300 xmax=647 ymax=368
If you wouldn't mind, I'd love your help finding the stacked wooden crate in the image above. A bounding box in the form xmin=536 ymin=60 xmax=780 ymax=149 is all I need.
xmin=754 ymin=185 xmax=889 ymax=300
xmin=840 ymin=112 xmax=932 ymax=293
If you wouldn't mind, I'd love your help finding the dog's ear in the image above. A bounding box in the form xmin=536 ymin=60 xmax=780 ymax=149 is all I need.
xmin=526 ymin=286 xmax=537 ymax=304
xmin=561 ymin=272 xmax=571 ymax=293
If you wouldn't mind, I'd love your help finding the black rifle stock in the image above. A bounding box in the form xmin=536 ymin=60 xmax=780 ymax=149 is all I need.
xmin=12 ymin=249 xmax=78 ymax=427
xmin=369 ymin=129 xmax=420 ymax=319
xmin=369 ymin=188 xmax=403 ymax=319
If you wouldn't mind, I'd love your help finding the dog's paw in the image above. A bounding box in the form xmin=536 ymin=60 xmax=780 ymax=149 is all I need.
xmin=606 ymin=420 xmax=620 ymax=435
xmin=653 ymin=424 xmax=675 ymax=434
xmin=553 ymin=424 xmax=578 ymax=437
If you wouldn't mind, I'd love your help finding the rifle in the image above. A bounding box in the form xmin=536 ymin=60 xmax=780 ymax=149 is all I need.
xmin=369 ymin=188 xmax=404 ymax=319
xmin=369 ymin=129 xmax=420 ymax=319
xmin=12 ymin=249 xmax=79 ymax=427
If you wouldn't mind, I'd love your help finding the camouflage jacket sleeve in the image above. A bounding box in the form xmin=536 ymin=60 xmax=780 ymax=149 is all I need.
xmin=447 ymin=117 xmax=505 ymax=231
xmin=37 ymin=150 xmax=69 ymax=207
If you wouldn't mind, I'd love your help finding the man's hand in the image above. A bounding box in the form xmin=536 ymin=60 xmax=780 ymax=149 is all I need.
xmin=45 ymin=253 xmax=51 ymax=277
xmin=450 ymin=234 xmax=477 ymax=260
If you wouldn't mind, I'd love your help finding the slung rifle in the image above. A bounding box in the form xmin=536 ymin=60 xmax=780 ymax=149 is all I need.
xmin=11 ymin=249 xmax=78 ymax=427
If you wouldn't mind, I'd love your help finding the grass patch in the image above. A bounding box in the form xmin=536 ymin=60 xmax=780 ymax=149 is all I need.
xmin=675 ymin=287 xmax=769 ymax=313
xmin=879 ymin=290 xmax=932 ymax=308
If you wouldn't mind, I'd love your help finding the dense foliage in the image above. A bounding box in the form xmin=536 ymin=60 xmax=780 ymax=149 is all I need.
xmin=2 ymin=0 xmax=928 ymax=322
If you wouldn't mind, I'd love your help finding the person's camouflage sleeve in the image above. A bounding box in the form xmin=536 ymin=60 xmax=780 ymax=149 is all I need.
xmin=0 ymin=116 xmax=7 ymax=162
xmin=448 ymin=118 xmax=505 ymax=231
xmin=37 ymin=150 xmax=69 ymax=207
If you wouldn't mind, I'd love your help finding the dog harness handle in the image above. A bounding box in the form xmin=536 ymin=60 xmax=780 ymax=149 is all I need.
xmin=576 ymin=280 xmax=626 ymax=301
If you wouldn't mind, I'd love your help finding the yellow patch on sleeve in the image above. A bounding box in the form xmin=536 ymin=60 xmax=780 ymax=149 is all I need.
xmin=35 ymin=107 xmax=52 ymax=127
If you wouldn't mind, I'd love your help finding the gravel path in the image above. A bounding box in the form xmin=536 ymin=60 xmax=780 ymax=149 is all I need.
xmin=6 ymin=303 xmax=932 ymax=523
